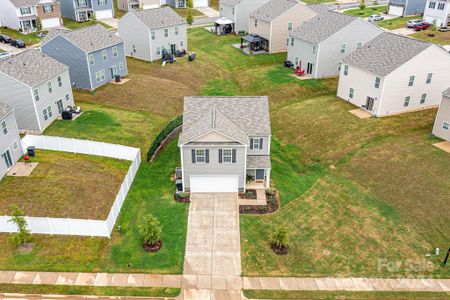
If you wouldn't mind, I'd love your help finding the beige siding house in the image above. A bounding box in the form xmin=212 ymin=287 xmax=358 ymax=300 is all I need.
xmin=433 ymin=88 xmax=450 ymax=142
xmin=337 ymin=32 xmax=450 ymax=117
xmin=248 ymin=0 xmax=321 ymax=53
xmin=117 ymin=0 xmax=161 ymax=11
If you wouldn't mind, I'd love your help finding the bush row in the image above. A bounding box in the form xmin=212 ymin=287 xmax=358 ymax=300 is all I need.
xmin=146 ymin=115 xmax=183 ymax=162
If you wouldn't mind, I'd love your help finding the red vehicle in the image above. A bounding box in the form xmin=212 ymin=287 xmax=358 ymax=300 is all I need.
xmin=414 ymin=22 xmax=431 ymax=31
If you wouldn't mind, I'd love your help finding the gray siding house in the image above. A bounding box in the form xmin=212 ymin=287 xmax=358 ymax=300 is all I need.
xmin=0 ymin=104 xmax=23 ymax=181
xmin=0 ymin=49 xmax=74 ymax=133
xmin=388 ymin=0 xmax=426 ymax=16
xmin=41 ymin=25 xmax=128 ymax=90
xmin=164 ymin=0 xmax=209 ymax=8
xmin=178 ymin=96 xmax=271 ymax=193
xmin=118 ymin=7 xmax=187 ymax=62
xmin=59 ymin=0 xmax=114 ymax=21
xmin=287 ymin=12 xmax=382 ymax=78
xmin=219 ymin=0 xmax=271 ymax=33
xmin=433 ymin=87 xmax=450 ymax=142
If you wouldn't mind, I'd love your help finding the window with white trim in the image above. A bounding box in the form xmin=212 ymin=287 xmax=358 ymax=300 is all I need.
xmin=343 ymin=65 xmax=348 ymax=76
xmin=98 ymin=0 xmax=107 ymax=5
xmin=222 ymin=149 xmax=232 ymax=163
xmin=47 ymin=81 xmax=52 ymax=93
xmin=164 ymin=28 xmax=169 ymax=37
xmin=443 ymin=121 xmax=449 ymax=130
xmin=288 ymin=22 xmax=293 ymax=31
xmin=195 ymin=149 xmax=205 ymax=163
xmin=43 ymin=4 xmax=53 ymax=13
xmin=340 ymin=43 xmax=347 ymax=54
xmin=349 ymin=88 xmax=354 ymax=99
xmin=1 ymin=121 xmax=7 ymax=135
xmin=312 ymin=45 xmax=317 ymax=55
xmin=33 ymin=89 xmax=39 ymax=101
xmin=88 ymin=54 xmax=94 ymax=65
xmin=156 ymin=47 xmax=161 ymax=55
xmin=357 ymin=42 xmax=362 ymax=49
xmin=420 ymin=93 xmax=427 ymax=104
xmin=255 ymin=19 xmax=257 ymax=27
xmin=426 ymin=72 xmax=433 ymax=84
xmin=252 ymin=138 xmax=260 ymax=150
xmin=437 ymin=2 xmax=445 ymax=10
xmin=175 ymin=27 xmax=179 ymax=35
xmin=404 ymin=96 xmax=411 ymax=107
xmin=112 ymin=46 xmax=118 ymax=57
xmin=95 ymin=70 xmax=105 ymax=82
xmin=65 ymin=94 xmax=70 ymax=101
xmin=102 ymin=50 xmax=107 ymax=61
xmin=43 ymin=106 xmax=52 ymax=120
xmin=429 ymin=1 xmax=436 ymax=8
xmin=290 ymin=38 xmax=294 ymax=46
xmin=57 ymin=76 xmax=62 ymax=87
xmin=20 ymin=7 xmax=31 ymax=15
xmin=151 ymin=31 xmax=155 ymax=40
xmin=374 ymin=77 xmax=381 ymax=88
xmin=132 ymin=44 xmax=136 ymax=53
xmin=118 ymin=62 xmax=124 ymax=70
xmin=180 ymin=40 xmax=184 ymax=47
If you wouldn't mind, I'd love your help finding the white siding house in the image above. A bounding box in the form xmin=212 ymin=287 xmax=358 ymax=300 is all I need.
xmin=433 ymin=87 xmax=450 ymax=141
xmin=337 ymin=32 xmax=450 ymax=117
xmin=219 ymin=0 xmax=271 ymax=33
xmin=0 ymin=104 xmax=22 ymax=180
xmin=423 ymin=0 xmax=450 ymax=27
xmin=118 ymin=7 xmax=187 ymax=62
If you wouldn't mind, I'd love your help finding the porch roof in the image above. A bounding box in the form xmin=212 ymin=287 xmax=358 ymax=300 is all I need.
xmin=241 ymin=34 xmax=267 ymax=43
xmin=247 ymin=155 xmax=271 ymax=169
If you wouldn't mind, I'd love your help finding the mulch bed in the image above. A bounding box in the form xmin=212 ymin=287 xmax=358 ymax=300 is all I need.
xmin=239 ymin=189 xmax=257 ymax=199
xmin=239 ymin=190 xmax=280 ymax=214
xmin=143 ymin=240 xmax=162 ymax=252
xmin=174 ymin=193 xmax=191 ymax=203
xmin=271 ymin=244 xmax=289 ymax=255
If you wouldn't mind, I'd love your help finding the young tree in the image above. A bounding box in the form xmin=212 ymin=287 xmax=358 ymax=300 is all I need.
xmin=139 ymin=214 xmax=162 ymax=247
xmin=431 ymin=19 xmax=437 ymax=31
xmin=271 ymin=226 xmax=289 ymax=250
xmin=186 ymin=0 xmax=193 ymax=8
xmin=8 ymin=205 xmax=31 ymax=246
xmin=186 ymin=7 xmax=194 ymax=28
xmin=36 ymin=18 xmax=42 ymax=32
xmin=359 ymin=0 xmax=366 ymax=10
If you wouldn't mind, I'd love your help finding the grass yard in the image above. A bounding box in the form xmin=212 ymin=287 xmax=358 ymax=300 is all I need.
xmin=344 ymin=5 xmax=387 ymax=18
xmin=0 ymin=28 xmax=46 ymax=45
xmin=243 ymin=290 xmax=450 ymax=299
xmin=173 ymin=7 xmax=204 ymax=18
xmin=376 ymin=16 xmax=419 ymax=30
xmin=62 ymin=18 xmax=113 ymax=30
xmin=0 ymin=150 xmax=129 ymax=219
xmin=113 ymin=0 xmax=125 ymax=18
xmin=210 ymin=0 xmax=219 ymax=10
xmin=411 ymin=30 xmax=450 ymax=45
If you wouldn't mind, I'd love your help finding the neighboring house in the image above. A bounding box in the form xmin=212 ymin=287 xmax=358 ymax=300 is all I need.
xmin=432 ymin=87 xmax=450 ymax=142
xmin=337 ymin=32 xmax=450 ymax=117
xmin=287 ymin=11 xmax=382 ymax=78
xmin=219 ymin=0 xmax=271 ymax=33
xmin=178 ymin=96 xmax=271 ymax=193
xmin=41 ymin=24 xmax=128 ymax=90
xmin=0 ymin=0 xmax=62 ymax=31
xmin=118 ymin=7 xmax=187 ymax=62
xmin=388 ymin=0 xmax=426 ymax=16
xmin=163 ymin=0 xmax=209 ymax=8
xmin=423 ymin=0 xmax=449 ymax=27
xmin=58 ymin=0 xmax=114 ymax=21
xmin=248 ymin=0 xmax=324 ymax=53
xmin=117 ymin=0 xmax=161 ymax=11
xmin=0 ymin=49 xmax=74 ymax=133
xmin=0 ymin=104 xmax=23 ymax=181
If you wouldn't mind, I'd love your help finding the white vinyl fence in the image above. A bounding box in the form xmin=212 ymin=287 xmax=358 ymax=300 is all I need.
xmin=0 ymin=135 xmax=141 ymax=238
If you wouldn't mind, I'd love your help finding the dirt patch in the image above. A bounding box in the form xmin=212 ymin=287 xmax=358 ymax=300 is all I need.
xmin=271 ymin=244 xmax=288 ymax=255
xmin=143 ymin=240 xmax=163 ymax=252
xmin=17 ymin=243 xmax=35 ymax=254
xmin=174 ymin=193 xmax=190 ymax=203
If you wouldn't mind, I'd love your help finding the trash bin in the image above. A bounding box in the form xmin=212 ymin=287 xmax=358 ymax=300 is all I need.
xmin=27 ymin=146 xmax=35 ymax=157
xmin=176 ymin=179 xmax=183 ymax=192
xmin=115 ymin=74 xmax=121 ymax=83
xmin=175 ymin=167 xmax=182 ymax=179
xmin=189 ymin=52 xmax=196 ymax=61
xmin=62 ymin=111 xmax=73 ymax=120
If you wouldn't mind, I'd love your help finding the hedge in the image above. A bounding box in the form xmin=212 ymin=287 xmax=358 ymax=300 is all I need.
xmin=147 ymin=115 xmax=183 ymax=162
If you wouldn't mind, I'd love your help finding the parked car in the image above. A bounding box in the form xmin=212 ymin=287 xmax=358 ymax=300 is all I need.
xmin=11 ymin=39 xmax=26 ymax=48
xmin=0 ymin=52 xmax=13 ymax=61
xmin=0 ymin=34 xmax=12 ymax=43
xmin=407 ymin=19 xmax=423 ymax=28
xmin=368 ymin=14 xmax=384 ymax=21
xmin=414 ymin=22 xmax=431 ymax=31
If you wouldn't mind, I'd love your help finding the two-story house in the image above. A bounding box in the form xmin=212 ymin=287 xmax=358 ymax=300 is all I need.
xmin=178 ymin=96 xmax=271 ymax=193
xmin=423 ymin=0 xmax=449 ymax=27
xmin=287 ymin=11 xmax=382 ymax=78
xmin=433 ymin=87 xmax=450 ymax=142
xmin=0 ymin=104 xmax=23 ymax=181
xmin=337 ymin=32 xmax=450 ymax=117
xmin=118 ymin=7 xmax=187 ymax=62
xmin=0 ymin=49 xmax=74 ymax=133
xmin=218 ymin=0 xmax=271 ymax=33
xmin=388 ymin=0 xmax=427 ymax=16
xmin=41 ymin=24 xmax=128 ymax=90
xmin=117 ymin=0 xmax=160 ymax=11
xmin=0 ymin=0 xmax=62 ymax=31
xmin=163 ymin=0 xmax=209 ymax=8
xmin=247 ymin=0 xmax=325 ymax=53
xmin=58 ymin=0 xmax=114 ymax=22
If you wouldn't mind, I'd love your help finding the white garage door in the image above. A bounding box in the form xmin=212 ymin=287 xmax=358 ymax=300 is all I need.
xmin=95 ymin=9 xmax=113 ymax=20
xmin=190 ymin=175 xmax=238 ymax=193
xmin=41 ymin=18 xmax=61 ymax=29
xmin=388 ymin=5 xmax=404 ymax=16
xmin=194 ymin=0 xmax=208 ymax=8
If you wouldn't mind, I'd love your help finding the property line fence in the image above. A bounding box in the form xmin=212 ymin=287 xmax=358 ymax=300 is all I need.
xmin=0 ymin=135 xmax=141 ymax=238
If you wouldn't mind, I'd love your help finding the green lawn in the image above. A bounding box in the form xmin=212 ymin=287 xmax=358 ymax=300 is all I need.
xmin=113 ymin=0 xmax=126 ymax=18
xmin=411 ymin=30 xmax=450 ymax=45
xmin=210 ymin=0 xmax=219 ymax=10
xmin=344 ymin=5 xmax=387 ymax=18
xmin=0 ymin=28 xmax=45 ymax=45
xmin=62 ymin=18 xmax=113 ymax=30
xmin=173 ymin=7 xmax=204 ymax=18
xmin=377 ymin=16 xmax=419 ymax=30
xmin=244 ymin=290 xmax=450 ymax=299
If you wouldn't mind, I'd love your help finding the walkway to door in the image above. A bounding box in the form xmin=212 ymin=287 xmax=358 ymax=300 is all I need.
xmin=181 ymin=193 xmax=243 ymax=300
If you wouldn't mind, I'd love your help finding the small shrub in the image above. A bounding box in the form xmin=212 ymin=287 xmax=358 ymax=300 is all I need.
xmin=8 ymin=205 xmax=32 ymax=246
xmin=266 ymin=188 xmax=276 ymax=196
xmin=359 ymin=0 xmax=366 ymax=10
xmin=271 ymin=226 xmax=289 ymax=249
xmin=139 ymin=214 xmax=162 ymax=246
xmin=246 ymin=175 xmax=254 ymax=183
xmin=186 ymin=8 xmax=194 ymax=27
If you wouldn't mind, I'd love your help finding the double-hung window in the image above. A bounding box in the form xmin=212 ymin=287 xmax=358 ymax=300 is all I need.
xmin=156 ymin=47 xmax=161 ymax=55
xmin=65 ymin=94 xmax=70 ymax=101
xmin=175 ymin=27 xmax=179 ymax=35
xmin=88 ymin=54 xmax=94 ymax=65
xmin=57 ymin=76 xmax=62 ymax=87
xmin=43 ymin=4 xmax=53 ymax=13
xmin=340 ymin=43 xmax=347 ymax=54
xmin=255 ymin=19 xmax=257 ymax=27
xmin=33 ymin=89 xmax=39 ymax=101
xmin=194 ymin=149 xmax=206 ymax=163
xmin=426 ymin=72 xmax=433 ymax=84
xmin=349 ymin=88 xmax=354 ymax=99
xmin=404 ymin=96 xmax=411 ymax=107
xmin=288 ymin=22 xmax=293 ymax=31
xmin=95 ymin=70 xmax=105 ymax=82
xmin=164 ymin=28 xmax=169 ymax=37
xmin=43 ymin=106 xmax=52 ymax=120
xmin=443 ymin=121 xmax=449 ymax=130
xmin=290 ymin=38 xmax=294 ymax=46
xmin=151 ymin=31 xmax=155 ymax=40
xmin=98 ymin=0 xmax=107 ymax=4
xmin=357 ymin=42 xmax=362 ymax=49
xmin=222 ymin=149 xmax=232 ymax=163
xmin=47 ymin=81 xmax=52 ymax=93
xmin=438 ymin=2 xmax=445 ymax=10
xmin=429 ymin=1 xmax=436 ymax=8
xmin=102 ymin=50 xmax=107 ymax=61
xmin=312 ymin=45 xmax=317 ymax=55
xmin=20 ymin=7 xmax=31 ymax=15
xmin=343 ymin=65 xmax=349 ymax=76
xmin=374 ymin=77 xmax=381 ymax=88
xmin=408 ymin=75 xmax=415 ymax=87
xmin=420 ymin=93 xmax=427 ymax=104
xmin=112 ymin=46 xmax=118 ymax=57
xmin=1 ymin=121 xmax=7 ymax=135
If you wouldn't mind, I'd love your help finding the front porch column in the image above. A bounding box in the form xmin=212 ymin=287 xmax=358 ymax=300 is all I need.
xmin=265 ymin=168 xmax=271 ymax=188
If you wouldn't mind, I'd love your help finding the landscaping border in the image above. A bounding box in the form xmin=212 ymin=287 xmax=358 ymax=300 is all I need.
xmin=0 ymin=135 xmax=141 ymax=238
xmin=147 ymin=115 xmax=183 ymax=162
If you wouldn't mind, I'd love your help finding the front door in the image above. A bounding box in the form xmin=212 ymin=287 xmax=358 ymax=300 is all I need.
xmin=366 ymin=97 xmax=375 ymax=111
xmin=170 ymin=44 xmax=176 ymax=55
xmin=256 ymin=169 xmax=265 ymax=182
xmin=110 ymin=66 xmax=117 ymax=79
xmin=306 ymin=62 xmax=313 ymax=75
xmin=1 ymin=150 xmax=13 ymax=170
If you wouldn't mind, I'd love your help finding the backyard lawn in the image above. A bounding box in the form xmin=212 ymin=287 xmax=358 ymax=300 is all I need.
xmin=0 ymin=150 xmax=129 ymax=219
xmin=411 ymin=30 xmax=450 ymax=45
xmin=376 ymin=15 xmax=418 ymax=30
xmin=344 ymin=5 xmax=387 ymax=18
xmin=0 ymin=28 xmax=45 ymax=45
xmin=0 ymin=27 xmax=448 ymax=282
xmin=62 ymin=18 xmax=113 ymax=30
xmin=244 ymin=290 xmax=450 ymax=299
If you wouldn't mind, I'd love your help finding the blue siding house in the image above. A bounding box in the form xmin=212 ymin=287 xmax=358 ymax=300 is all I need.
xmin=41 ymin=25 xmax=128 ymax=91
xmin=58 ymin=0 xmax=114 ymax=21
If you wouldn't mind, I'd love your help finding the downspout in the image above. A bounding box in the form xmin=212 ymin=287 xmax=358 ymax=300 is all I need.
xmin=376 ymin=75 xmax=386 ymax=116
xmin=29 ymin=87 xmax=43 ymax=132
xmin=314 ymin=43 xmax=320 ymax=78
xmin=180 ymin=144 xmax=185 ymax=192
xmin=243 ymin=144 xmax=247 ymax=192
xmin=85 ymin=52 xmax=94 ymax=90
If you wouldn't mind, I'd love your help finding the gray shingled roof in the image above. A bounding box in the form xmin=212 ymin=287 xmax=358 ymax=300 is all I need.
xmin=389 ymin=0 xmax=406 ymax=5
xmin=250 ymin=0 xmax=299 ymax=22
xmin=308 ymin=3 xmax=331 ymax=13
xmin=220 ymin=0 xmax=242 ymax=6
xmin=179 ymin=96 xmax=271 ymax=145
xmin=291 ymin=11 xmax=357 ymax=44
xmin=42 ymin=25 xmax=123 ymax=53
xmin=131 ymin=7 xmax=185 ymax=30
xmin=247 ymin=155 xmax=271 ymax=168
xmin=0 ymin=49 xmax=68 ymax=87
xmin=443 ymin=87 xmax=450 ymax=97
xmin=9 ymin=0 xmax=39 ymax=7
xmin=342 ymin=32 xmax=432 ymax=76
xmin=0 ymin=103 xmax=13 ymax=120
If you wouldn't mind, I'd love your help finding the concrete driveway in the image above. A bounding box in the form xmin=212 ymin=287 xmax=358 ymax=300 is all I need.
xmin=196 ymin=7 xmax=219 ymax=18
xmin=181 ymin=193 xmax=242 ymax=300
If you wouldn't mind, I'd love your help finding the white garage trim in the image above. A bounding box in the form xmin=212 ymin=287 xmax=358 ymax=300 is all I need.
xmin=193 ymin=0 xmax=208 ymax=8
xmin=190 ymin=175 xmax=239 ymax=193
xmin=41 ymin=18 xmax=61 ymax=29
xmin=95 ymin=9 xmax=114 ymax=20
